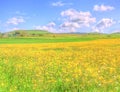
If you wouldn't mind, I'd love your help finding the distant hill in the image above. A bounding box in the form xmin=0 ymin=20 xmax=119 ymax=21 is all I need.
xmin=2 ymin=30 xmax=51 ymax=37
xmin=111 ymin=32 xmax=120 ymax=34
xmin=1 ymin=29 xmax=120 ymax=38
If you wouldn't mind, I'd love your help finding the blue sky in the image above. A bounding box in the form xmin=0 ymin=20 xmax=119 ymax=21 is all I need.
xmin=0 ymin=0 xmax=120 ymax=33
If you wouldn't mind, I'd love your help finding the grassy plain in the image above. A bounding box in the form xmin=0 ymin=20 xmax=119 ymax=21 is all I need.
xmin=0 ymin=33 xmax=120 ymax=44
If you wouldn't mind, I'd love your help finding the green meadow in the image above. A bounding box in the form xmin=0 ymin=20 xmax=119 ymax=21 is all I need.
xmin=0 ymin=30 xmax=120 ymax=44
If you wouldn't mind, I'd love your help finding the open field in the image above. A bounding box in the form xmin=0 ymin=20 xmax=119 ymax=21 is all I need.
xmin=0 ymin=38 xmax=120 ymax=92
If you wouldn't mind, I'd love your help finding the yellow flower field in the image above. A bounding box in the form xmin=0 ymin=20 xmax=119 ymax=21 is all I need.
xmin=0 ymin=39 xmax=120 ymax=92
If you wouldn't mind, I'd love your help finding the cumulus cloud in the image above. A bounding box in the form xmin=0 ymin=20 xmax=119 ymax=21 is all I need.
xmin=60 ymin=9 xmax=96 ymax=32
xmin=111 ymin=30 xmax=120 ymax=33
xmin=6 ymin=16 xmax=25 ymax=25
xmin=52 ymin=1 xmax=65 ymax=7
xmin=47 ymin=22 xmax=56 ymax=27
xmin=60 ymin=22 xmax=80 ymax=32
xmin=92 ymin=18 xmax=116 ymax=32
xmin=61 ymin=22 xmax=80 ymax=28
xmin=34 ymin=22 xmax=57 ymax=33
xmin=93 ymin=4 xmax=114 ymax=11
xmin=9 ymin=27 xmax=22 ymax=31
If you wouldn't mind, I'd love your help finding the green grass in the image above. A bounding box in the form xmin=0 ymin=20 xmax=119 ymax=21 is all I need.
xmin=0 ymin=37 xmax=96 ymax=44
xmin=0 ymin=33 xmax=120 ymax=44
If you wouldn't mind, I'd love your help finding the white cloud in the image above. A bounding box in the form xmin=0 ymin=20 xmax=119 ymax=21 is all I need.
xmin=9 ymin=27 xmax=21 ymax=31
xmin=34 ymin=22 xmax=57 ymax=33
xmin=52 ymin=1 xmax=65 ymax=7
xmin=92 ymin=18 xmax=116 ymax=32
xmin=47 ymin=22 xmax=56 ymax=27
xmin=52 ymin=1 xmax=72 ymax=7
xmin=111 ymin=30 xmax=120 ymax=33
xmin=60 ymin=22 xmax=80 ymax=32
xmin=4 ymin=27 xmax=24 ymax=32
xmin=6 ymin=16 xmax=25 ymax=25
xmin=11 ymin=27 xmax=20 ymax=30
xmin=93 ymin=4 xmax=114 ymax=11
xmin=60 ymin=9 xmax=96 ymax=32
xmin=61 ymin=22 xmax=80 ymax=28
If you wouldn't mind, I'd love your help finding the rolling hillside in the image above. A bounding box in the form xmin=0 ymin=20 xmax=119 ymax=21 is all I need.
xmin=0 ymin=30 xmax=120 ymax=44
xmin=2 ymin=30 xmax=51 ymax=37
